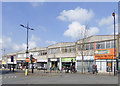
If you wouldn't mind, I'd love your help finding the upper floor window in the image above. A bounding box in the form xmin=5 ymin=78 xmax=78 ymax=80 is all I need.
xmin=61 ymin=46 xmax=75 ymax=53
xmin=96 ymin=42 xmax=105 ymax=49
xmin=90 ymin=43 xmax=94 ymax=50
xmin=106 ymin=41 xmax=110 ymax=48
xmin=48 ymin=48 xmax=60 ymax=54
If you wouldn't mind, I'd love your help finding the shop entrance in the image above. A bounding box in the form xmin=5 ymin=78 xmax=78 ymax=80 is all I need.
xmin=52 ymin=61 xmax=58 ymax=68
xmin=62 ymin=62 xmax=75 ymax=68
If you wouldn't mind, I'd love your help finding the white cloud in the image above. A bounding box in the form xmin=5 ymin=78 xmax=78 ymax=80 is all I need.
xmin=13 ymin=44 xmax=20 ymax=51
xmin=31 ymin=34 xmax=40 ymax=42
xmin=2 ymin=34 xmax=40 ymax=53
xmin=45 ymin=41 xmax=56 ymax=45
xmin=64 ymin=21 xmax=99 ymax=39
xmin=57 ymin=7 xmax=94 ymax=24
xmin=98 ymin=15 xmax=118 ymax=34
xmin=99 ymin=15 xmax=118 ymax=26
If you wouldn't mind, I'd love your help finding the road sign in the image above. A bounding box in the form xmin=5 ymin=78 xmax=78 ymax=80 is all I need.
xmin=32 ymin=58 xmax=35 ymax=62
xmin=26 ymin=57 xmax=30 ymax=62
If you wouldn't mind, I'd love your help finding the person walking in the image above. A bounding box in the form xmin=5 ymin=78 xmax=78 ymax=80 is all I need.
xmin=50 ymin=66 xmax=52 ymax=73
xmin=92 ymin=64 xmax=95 ymax=74
xmin=95 ymin=64 xmax=98 ymax=75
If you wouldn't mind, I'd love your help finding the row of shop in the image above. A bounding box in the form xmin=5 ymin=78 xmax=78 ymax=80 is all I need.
xmin=11 ymin=56 xmax=116 ymax=73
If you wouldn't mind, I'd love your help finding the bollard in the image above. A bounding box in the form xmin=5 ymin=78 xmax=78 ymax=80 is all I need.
xmin=25 ymin=69 xmax=29 ymax=76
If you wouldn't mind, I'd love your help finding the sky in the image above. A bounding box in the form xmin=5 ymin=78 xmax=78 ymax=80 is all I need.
xmin=1 ymin=2 xmax=119 ymax=55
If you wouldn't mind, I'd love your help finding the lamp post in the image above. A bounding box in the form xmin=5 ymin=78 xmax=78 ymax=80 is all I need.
xmin=112 ymin=11 xmax=116 ymax=76
xmin=20 ymin=22 xmax=34 ymax=75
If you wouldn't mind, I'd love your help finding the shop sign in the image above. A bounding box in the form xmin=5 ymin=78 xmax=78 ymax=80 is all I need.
xmin=2 ymin=62 xmax=6 ymax=64
xmin=94 ymin=48 xmax=117 ymax=59
xmin=95 ymin=50 xmax=109 ymax=54
xmin=76 ymin=56 xmax=94 ymax=60
xmin=61 ymin=58 xmax=75 ymax=62
xmin=37 ymin=60 xmax=47 ymax=62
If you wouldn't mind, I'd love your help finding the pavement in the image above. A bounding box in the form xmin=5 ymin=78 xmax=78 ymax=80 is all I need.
xmin=1 ymin=69 xmax=118 ymax=84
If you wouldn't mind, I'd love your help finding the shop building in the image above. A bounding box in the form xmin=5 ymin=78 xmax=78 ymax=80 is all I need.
xmin=94 ymin=35 xmax=119 ymax=73
xmin=76 ymin=35 xmax=119 ymax=73
xmin=76 ymin=36 xmax=95 ymax=72
xmin=47 ymin=42 xmax=76 ymax=70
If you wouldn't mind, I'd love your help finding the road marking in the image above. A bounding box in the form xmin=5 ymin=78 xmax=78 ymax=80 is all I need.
xmin=11 ymin=76 xmax=13 ymax=78
xmin=14 ymin=76 xmax=16 ymax=78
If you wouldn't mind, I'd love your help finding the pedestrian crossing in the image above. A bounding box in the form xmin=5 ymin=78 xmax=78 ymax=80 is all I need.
xmin=2 ymin=76 xmax=17 ymax=79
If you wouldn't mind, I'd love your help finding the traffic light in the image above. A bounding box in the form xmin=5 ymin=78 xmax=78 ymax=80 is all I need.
xmin=30 ymin=54 xmax=33 ymax=61
xmin=11 ymin=56 xmax=14 ymax=62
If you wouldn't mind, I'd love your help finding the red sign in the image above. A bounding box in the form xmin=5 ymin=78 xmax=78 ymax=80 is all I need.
xmin=32 ymin=58 xmax=35 ymax=62
xmin=26 ymin=57 xmax=30 ymax=62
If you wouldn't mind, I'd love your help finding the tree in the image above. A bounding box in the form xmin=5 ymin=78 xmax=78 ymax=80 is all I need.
xmin=77 ymin=25 xmax=92 ymax=74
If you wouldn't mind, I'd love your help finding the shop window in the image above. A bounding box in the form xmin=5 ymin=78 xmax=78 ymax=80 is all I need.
xmin=86 ymin=44 xmax=90 ymax=50
xmin=111 ymin=40 xmax=117 ymax=48
xmin=90 ymin=43 xmax=94 ymax=50
xmin=101 ymin=42 xmax=105 ymax=49
xmin=106 ymin=41 xmax=110 ymax=48
xmin=77 ymin=45 xmax=81 ymax=51
xmin=65 ymin=48 xmax=67 ymax=52
xmin=96 ymin=42 xmax=105 ymax=49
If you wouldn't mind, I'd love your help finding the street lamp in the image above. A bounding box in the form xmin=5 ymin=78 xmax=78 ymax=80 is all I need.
xmin=112 ymin=11 xmax=116 ymax=76
xmin=20 ymin=22 xmax=34 ymax=75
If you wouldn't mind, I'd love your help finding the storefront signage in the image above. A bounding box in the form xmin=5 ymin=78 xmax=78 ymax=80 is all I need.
xmin=37 ymin=60 xmax=47 ymax=62
xmin=61 ymin=58 xmax=75 ymax=62
xmin=94 ymin=48 xmax=117 ymax=59
xmin=95 ymin=50 xmax=109 ymax=54
xmin=76 ymin=56 xmax=94 ymax=60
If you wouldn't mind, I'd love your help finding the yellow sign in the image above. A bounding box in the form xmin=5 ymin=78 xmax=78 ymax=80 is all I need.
xmin=2 ymin=62 xmax=6 ymax=64
xmin=108 ymin=63 xmax=111 ymax=67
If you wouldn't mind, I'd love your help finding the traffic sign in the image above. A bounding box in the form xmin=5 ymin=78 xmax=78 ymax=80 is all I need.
xmin=26 ymin=57 xmax=30 ymax=62
xmin=32 ymin=58 xmax=35 ymax=62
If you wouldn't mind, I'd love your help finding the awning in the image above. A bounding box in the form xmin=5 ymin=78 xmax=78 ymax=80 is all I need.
xmin=76 ymin=56 xmax=94 ymax=60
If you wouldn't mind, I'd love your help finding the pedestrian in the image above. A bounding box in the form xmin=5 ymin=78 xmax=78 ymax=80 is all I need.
xmin=92 ymin=64 xmax=95 ymax=74
xmin=70 ymin=65 xmax=73 ymax=73
xmin=95 ymin=64 xmax=98 ymax=75
xmin=50 ymin=66 xmax=52 ymax=73
xmin=73 ymin=66 xmax=75 ymax=73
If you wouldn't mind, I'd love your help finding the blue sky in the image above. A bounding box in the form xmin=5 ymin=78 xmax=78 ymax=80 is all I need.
xmin=2 ymin=2 xmax=118 ymax=54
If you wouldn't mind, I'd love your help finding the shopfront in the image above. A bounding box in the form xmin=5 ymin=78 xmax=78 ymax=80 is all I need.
xmin=76 ymin=56 xmax=94 ymax=72
xmin=94 ymin=48 xmax=117 ymax=72
xmin=37 ymin=59 xmax=47 ymax=68
xmin=61 ymin=57 xmax=76 ymax=68
xmin=16 ymin=60 xmax=26 ymax=69
xmin=48 ymin=58 xmax=59 ymax=69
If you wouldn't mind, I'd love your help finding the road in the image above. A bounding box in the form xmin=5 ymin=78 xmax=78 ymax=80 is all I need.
xmin=1 ymin=69 xmax=118 ymax=84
